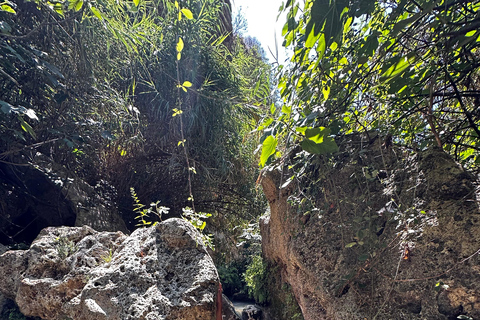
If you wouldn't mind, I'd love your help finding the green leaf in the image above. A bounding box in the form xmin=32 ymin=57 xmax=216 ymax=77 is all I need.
xmin=305 ymin=0 xmax=346 ymax=48
xmin=75 ymin=0 xmax=83 ymax=11
xmin=259 ymin=135 xmax=277 ymax=167
xmin=182 ymin=81 xmax=192 ymax=87
xmin=0 ymin=4 xmax=16 ymax=14
xmin=345 ymin=242 xmax=357 ymax=248
xmin=358 ymin=253 xmax=369 ymax=261
xmin=172 ymin=108 xmax=183 ymax=117
xmin=300 ymin=127 xmax=338 ymax=155
xmin=133 ymin=0 xmax=140 ymax=6
xmin=19 ymin=117 xmax=36 ymax=139
xmin=465 ymin=30 xmax=476 ymax=37
xmin=305 ymin=26 xmax=319 ymax=48
xmin=90 ymin=6 xmax=103 ymax=20
xmin=176 ymin=37 xmax=184 ymax=53
xmin=316 ymin=33 xmax=326 ymax=58
xmin=281 ymin=105 xmax=292 ymax=115
xmin=270 ymin=103 xmax=276 ymax=115
xmin=68 ymin=0 xmax=83 ymax=11
xmin=305 ymin=127 xmax=330 ymax=142
xmin=322 ymin=85 xmax=330 ymax=100
xmin=381 ymin=56 xmax=415 ymax=82
xmin=295 ymin=126 xmax=307 ymax=135
xmin=181 ymin=8 xmax=193 ymax=19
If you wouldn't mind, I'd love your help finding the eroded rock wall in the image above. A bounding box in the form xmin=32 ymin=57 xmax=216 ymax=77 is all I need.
xmin=0 ymin=218 xmax=220 ymax=320
xmin=261 ymin=142 xmax=480 ymax=320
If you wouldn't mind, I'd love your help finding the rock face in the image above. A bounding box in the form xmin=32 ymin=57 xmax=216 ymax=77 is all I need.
xmin=261 ymin=142 xmax=480 ymax=320
xmin=0 ymin=218 xmax=220 ymax=320
xmin=0 ymin=155 xmax=127 ymax=246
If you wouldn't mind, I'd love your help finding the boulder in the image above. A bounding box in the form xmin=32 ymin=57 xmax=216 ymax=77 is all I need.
xmin=0 ymin=218 xmax=221 ymax=320
xmin=241 ymin=305 xmax=262 ymax=320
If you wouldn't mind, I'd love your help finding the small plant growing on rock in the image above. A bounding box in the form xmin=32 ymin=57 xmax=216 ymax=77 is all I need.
xmin=130 ymin=188 xmax=214 ymax=250
xmin=131 ymin=187 xmax=170 ymax=227
xmin=101 ymin=248 xmax=114 ymax=263
xmin=54 ymin=236 xmax=77 ymax=259
xmin=182 ymin=207 xmax=214 ymax=250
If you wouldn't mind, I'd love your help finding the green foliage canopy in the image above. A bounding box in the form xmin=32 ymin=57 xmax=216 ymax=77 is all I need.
xmin=0 ymin=0 xmax=272 ymax=228
xmin=260 ymin=0 xmax=480 ymax=170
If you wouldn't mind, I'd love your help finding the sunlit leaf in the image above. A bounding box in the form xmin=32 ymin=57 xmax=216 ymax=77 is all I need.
xmin=300 ymin=127 xmax=338 ymax=155
xmin=19 ymin=117 xmax=36 ymax=139
xmin=90 ymin=6 xmax=103 ymax=20
xmin=0 ymin=4 xmax=16 ymax=14
xmin=305 ymin=26 xmax=319 ymax=48
xmin=465 ymin=30 xmax=476 ymax=37
xmin=322 ymin=85 xmax=330 ymax=100
xmin=172 ymin=108 xmax=183 ymax=117
xmin=282 ymin=105 xmax=292 ymax=115
xmin=133 ymin=0 xmax=140 ymax=7
xmin=182 ymin=81 xmax=192 ymax=87
xmin=176 ymin=37 xmax=184 ymax=53
xmin=259 ymin=135 xmax=277 ymax=167
xmin=316 ymin=34 xmax=326 ymax=58
xmin=68 ymin=0 xmax=83 ymax=11
xmin=181 ymin=8 xmax=193 ymax=19
xmin=381 ymin=56 xmax=415 ymax=82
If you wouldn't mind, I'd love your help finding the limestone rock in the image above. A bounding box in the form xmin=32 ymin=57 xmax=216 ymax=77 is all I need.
xmin=32 ymin=154 xmax=128 ymax=233
xmin=0 ymin=154 xmax=127 ymax=246
xmin=261 ymin=143 xmax=480 ymax=320
xmin=241 ymin=305 xmax=262 ymax=320
xmin=0 ymin=218 xmax=220 ymax=320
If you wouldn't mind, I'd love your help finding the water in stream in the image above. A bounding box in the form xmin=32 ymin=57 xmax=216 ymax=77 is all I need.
xmin=231 ymin=300 xmax=252 ymax=316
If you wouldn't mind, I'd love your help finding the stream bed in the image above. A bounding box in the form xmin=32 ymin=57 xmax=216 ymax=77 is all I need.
xmin=231 ymin=300 xmax=252 ymax=316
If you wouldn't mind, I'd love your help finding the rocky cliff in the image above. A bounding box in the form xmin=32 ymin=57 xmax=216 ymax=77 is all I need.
xmin=260 ymin=140 xmax=480 ymax=319
xmin=0 ymin=218 xmax=220 ymax=320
